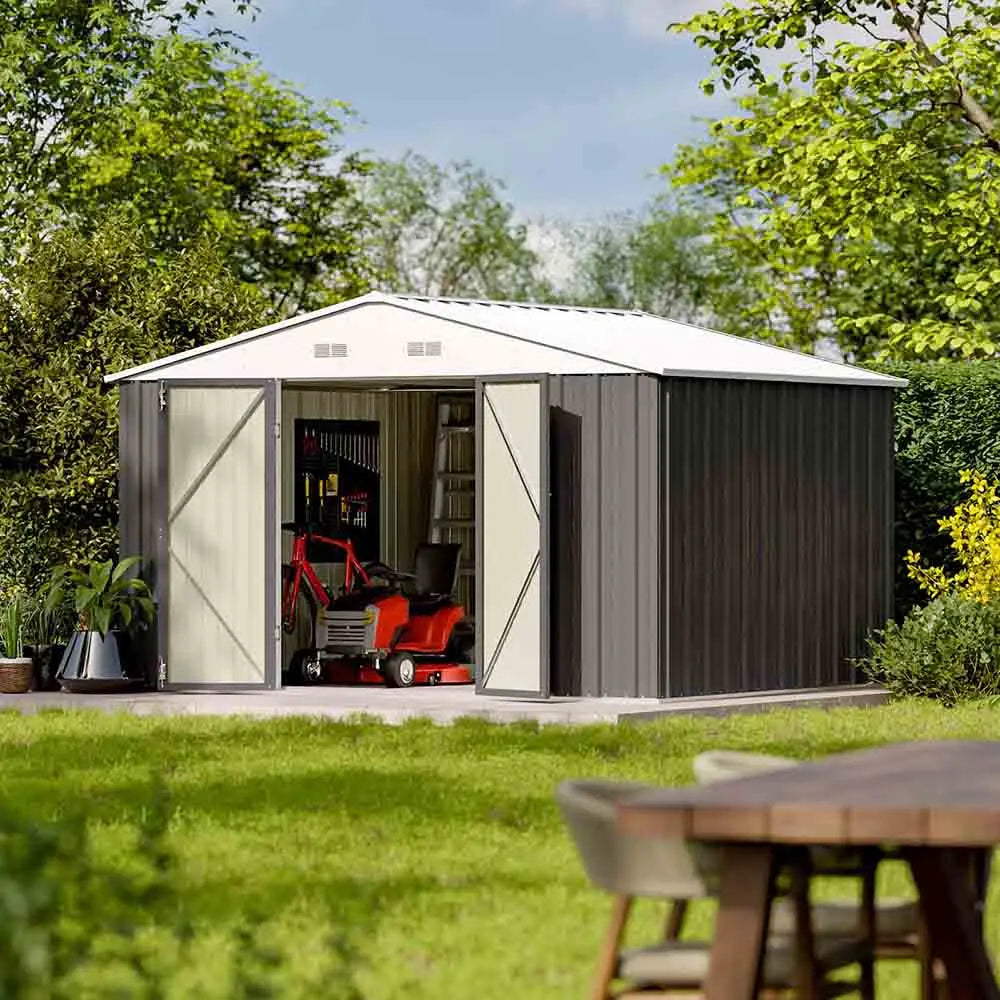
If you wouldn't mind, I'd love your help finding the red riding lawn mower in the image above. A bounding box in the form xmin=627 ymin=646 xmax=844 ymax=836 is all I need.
xmin=281 ymin=524 xmax=475 ymax=688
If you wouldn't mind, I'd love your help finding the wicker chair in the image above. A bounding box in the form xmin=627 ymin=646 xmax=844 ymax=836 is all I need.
xmin=556 ymin=778 xmax=870 ymax=999
xmin=693 ymin=750 xmax=937 ymax=1000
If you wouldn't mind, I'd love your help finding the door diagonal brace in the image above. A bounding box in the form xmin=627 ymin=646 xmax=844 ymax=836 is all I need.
xmin=168 ymin=388 xmax=266 ymax=525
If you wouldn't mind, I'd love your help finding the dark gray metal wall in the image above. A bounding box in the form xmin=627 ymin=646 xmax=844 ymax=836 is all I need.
xmin=664 ymin=377 xmax=894 ymax=697
xmin=548 ymin=374 xmax=663 ymax=698
xmin=117 ymin=382 xmax=163 ymax=684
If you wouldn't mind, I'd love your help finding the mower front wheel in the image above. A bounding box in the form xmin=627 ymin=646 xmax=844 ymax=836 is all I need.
xmin=289 ymin=649 xmax=323 ymax=685
xmin=383 ymin=653 xmax=416 ymax=689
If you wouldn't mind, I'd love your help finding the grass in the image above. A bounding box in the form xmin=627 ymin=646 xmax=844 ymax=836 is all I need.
xmin=1 ymin=699 xmax=999 ymax=998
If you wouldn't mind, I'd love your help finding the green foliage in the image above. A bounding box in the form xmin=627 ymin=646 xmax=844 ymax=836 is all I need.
xmin=866 ymin=360 xmax=1000 ymax=616
xmin=905 ymin=470 xmax=1000 ymax=603
xmin=58 ymin=33 xmax=373 ymax=314
xmin=0 ymin=588 xmax=26 ymax=658
xmin=668 ymin=0 xmax=1000 ymax=360
xmin=552 ymin=194 xmax=765 ymax=326
xmin=860 ymin=593 xmax=1000 ymax=705
xmin=43 ymin=556 xmax=155 ymax=637
xmin=0 ymin=774 xmax=366 ymax=998
xmin=0 ymin=214 xmax=269 ymax=595
xmin=362 ymin=151 xmax=547 ymax=300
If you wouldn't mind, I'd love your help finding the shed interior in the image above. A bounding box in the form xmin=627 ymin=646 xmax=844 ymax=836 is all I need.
xmin=278 ymin=383 xmax=478 ymax=681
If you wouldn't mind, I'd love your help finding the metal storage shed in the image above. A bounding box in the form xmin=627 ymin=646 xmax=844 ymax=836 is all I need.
xmin=105 ymin=291 xmax=905 ymax=700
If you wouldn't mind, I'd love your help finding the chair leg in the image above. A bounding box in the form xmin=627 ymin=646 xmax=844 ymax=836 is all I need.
xmin=664 ymin=899 xmax=689 ymax=941
xmin=592 ymin=895 xmax=632 ymax=1000
xmin=915 ymin=908 xmax=939 ymax=1000
xmin=857 ymin=850 xmax=877 ymax=1000
xmin=789 ymin=851 xmax=822 ymax=1000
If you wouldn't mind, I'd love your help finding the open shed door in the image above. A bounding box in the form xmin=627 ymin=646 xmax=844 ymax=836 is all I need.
xmin=475 ymin=377 xmax=550 ymax=698
xmin=159 ymin=382 xmax=278 ymax=688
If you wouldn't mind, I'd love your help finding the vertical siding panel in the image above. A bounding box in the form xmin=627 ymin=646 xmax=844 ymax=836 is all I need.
xmin=666 ymin=377 xmax=894 ymax=697
xmin=598 ymin=377 xmax=636 ymax=695
xmin=635 ymin=375 xmax=660 ymax=697
xmin=578 ymin=378 xmax=602 ymax=696
xmin=547 ymin=375 xmax=660 ymax=697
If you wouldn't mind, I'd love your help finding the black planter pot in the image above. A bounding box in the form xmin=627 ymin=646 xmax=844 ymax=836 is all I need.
xmin=56 ymin=631 xmax=146 ymax=694
xmin=23 ymin=643 xmax=66 ymax=692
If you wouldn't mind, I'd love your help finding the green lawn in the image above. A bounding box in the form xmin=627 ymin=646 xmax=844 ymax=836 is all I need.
xmin=2 ymin=701 xmax=999 ymax=998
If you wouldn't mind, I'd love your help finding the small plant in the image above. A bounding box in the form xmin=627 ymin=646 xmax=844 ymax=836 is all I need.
xmin=43 ymin=556 xmax=155 ymax=638
xmin=0 ymin=589 xmax=26 ymax=659
xmin=859 ymin=592 xmax=1000 ymax=705
xmin=906 ymin=469 xmax=1000 ymax=603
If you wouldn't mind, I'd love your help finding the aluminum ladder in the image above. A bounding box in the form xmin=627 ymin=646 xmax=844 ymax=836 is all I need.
xmin=428 ymin=394 xmax=476 ymax=591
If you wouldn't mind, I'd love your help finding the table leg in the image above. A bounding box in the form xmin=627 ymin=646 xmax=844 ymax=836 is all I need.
xmin=906 ymin=847 xmax=1000 ymax=1000
xmin=703 ymin=843 xmax=778 ymax=1000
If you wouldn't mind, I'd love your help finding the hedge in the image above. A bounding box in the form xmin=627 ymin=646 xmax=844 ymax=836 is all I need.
xmin=866 ymin=360 xmax=1000 ymax=618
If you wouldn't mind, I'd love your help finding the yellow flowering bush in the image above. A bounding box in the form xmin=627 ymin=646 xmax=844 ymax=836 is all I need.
xmin=906 ymin=470 xmax=1000 ymax=603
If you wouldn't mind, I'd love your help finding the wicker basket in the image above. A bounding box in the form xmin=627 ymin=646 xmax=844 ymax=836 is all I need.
xmin=0 ymin=658 xmax=33 ymax=694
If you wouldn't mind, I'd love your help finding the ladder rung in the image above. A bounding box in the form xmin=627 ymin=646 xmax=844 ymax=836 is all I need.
xmin=438 ymin=471 xmax=474 ymax=481
xmin=459 ymin=567 xmax=475 ymax=576
xmin=445 ymin=488 xmax=475 ymax=497
xmin=440 ymin=424 xmax=474 ymax=434
xmin=434 ymin=519 xmax=474 ymax=529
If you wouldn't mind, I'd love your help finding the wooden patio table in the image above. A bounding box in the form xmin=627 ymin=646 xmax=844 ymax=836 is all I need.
xmin=617 ymin=740 xmax=998 ymax=1000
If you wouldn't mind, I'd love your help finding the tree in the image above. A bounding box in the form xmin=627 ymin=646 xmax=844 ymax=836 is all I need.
xmin=667 ymin=0 xmax=1000 ymax=360
xmin=0 ymin=214 xmax=269 ymax=591
xmin=58 ymin=34 xmax=372 ymax=314
xmin=360 ymin=152 xmax=547 ymax=300
xmin=0 ymin=1 xmax=371 ymax=313
xmin=552 ymin=196 xmax=765 ymax=329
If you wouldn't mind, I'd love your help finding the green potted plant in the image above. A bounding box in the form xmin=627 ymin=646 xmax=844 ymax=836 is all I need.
xmin=23 ymin=589 xmax=71 ymax=692
xmin=0 ymin=589 xmax=33 ymax=694
xmin=43 ymin=555 xmax=156 ymax=693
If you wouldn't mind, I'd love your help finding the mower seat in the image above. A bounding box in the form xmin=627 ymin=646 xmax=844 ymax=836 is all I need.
xmin=406 ymin=543 xmax=462 ymax=616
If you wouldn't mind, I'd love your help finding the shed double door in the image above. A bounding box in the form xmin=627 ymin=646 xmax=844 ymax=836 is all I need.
xmin=475 ymin=377 xmax=551 ymax=698
xmin=158 ymin=382 xmax=279 ymax=688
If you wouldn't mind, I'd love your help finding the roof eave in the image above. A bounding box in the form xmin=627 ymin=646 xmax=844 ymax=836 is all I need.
xmin=660 ymin=367 xmax=908 ymax=388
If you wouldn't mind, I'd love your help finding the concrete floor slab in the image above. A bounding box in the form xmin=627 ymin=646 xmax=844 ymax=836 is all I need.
xmin=0 ymin=684 xmax=887 ymax=726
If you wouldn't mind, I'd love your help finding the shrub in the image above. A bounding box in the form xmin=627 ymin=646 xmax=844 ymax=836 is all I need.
xmin=906 ymin=469 xmax=1000 ymax=603
xmin=860 ymin=593 xmax=1000 ymax=705
xmin=864 ymin=359 xmax=1000 ymax=617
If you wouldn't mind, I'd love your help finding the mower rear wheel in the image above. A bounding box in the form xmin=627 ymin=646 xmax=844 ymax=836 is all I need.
xmin=383 ymin=653 xmax=416 ymax=688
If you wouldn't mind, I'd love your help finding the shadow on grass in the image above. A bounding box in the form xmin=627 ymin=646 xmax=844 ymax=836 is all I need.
xmin=3 ymin=762 xmax=563 ymax=834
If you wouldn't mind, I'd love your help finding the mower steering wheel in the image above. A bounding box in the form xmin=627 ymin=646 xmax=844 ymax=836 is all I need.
xmin=363 ymin=561 xmax=415 ymax=584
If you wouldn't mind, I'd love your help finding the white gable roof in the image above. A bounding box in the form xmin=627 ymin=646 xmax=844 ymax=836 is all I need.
xmin=104 ymin=291 xmax=905 ymax=387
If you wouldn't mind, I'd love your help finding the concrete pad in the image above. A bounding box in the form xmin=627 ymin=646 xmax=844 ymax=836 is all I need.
xmin=0 ymin=683 xmax=887 ymax=726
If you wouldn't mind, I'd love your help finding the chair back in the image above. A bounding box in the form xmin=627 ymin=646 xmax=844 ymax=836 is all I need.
xmin=555 ymin=779 xmax=718 ymax=900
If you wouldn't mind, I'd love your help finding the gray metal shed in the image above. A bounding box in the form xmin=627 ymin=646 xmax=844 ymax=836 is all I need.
xmin=106 ymin=292 xmax=905 ymax=699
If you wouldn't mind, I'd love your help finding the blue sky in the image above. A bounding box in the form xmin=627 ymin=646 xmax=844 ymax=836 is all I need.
xmin=220 ymin=0 xmax=724 ymax=222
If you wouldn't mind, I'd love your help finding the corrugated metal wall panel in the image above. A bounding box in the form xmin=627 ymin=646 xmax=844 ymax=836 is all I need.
xmin=117 ymin=382 xmax=162 ymax=685
xmin=665 ymin=378 xmax=894 ymax=697
xmin=280 ymin=388 xmax=436 ymax=581
xmin=548 ymin=374 xmax=661 ymax=698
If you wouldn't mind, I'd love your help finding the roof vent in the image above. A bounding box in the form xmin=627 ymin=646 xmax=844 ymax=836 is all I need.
xmin=406 ymin=341 xmax=442 ymax=357
xmin=314 ymin=343 xmax=348 ymax=358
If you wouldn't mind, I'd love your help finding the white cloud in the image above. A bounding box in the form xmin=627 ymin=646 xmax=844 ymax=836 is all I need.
xmin=518 ymin=0 xmax=728 ymax=40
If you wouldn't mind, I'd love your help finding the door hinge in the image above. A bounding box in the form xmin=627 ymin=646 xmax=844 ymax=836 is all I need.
xmin=157 ymin=658 xmax=167 ymax=688
xmin=158 ymin=383 xmax=167 ymax=411
xmin=273 ymin=625 xmax=281 ymax=642
xmin=273 ymin=422 xmax=281 ymax=439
